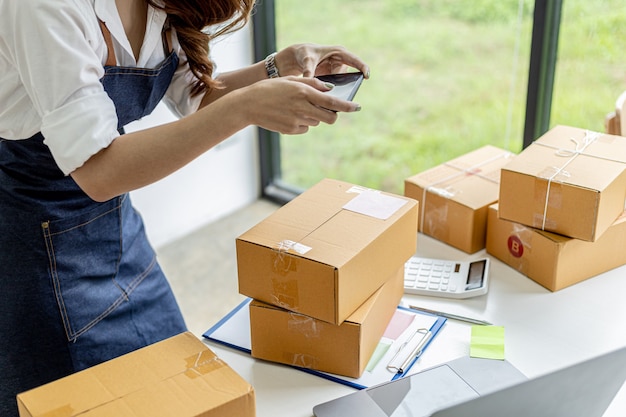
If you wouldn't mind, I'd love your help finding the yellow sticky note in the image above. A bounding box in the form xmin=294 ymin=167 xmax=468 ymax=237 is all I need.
xmin=470 ymin=325 xmax=505 ymax=360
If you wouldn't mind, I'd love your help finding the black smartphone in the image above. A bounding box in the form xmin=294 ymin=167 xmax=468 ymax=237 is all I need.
xmin=315 ymin=72 xmax=364 ymax=102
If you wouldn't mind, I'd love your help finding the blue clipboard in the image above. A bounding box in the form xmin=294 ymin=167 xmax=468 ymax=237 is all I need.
xmin=203 ymin=298 xmax=446 ymax=389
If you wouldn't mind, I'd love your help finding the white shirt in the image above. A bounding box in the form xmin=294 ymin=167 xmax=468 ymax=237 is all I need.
xmin=0 ymin=0 xmax=204 ymax=175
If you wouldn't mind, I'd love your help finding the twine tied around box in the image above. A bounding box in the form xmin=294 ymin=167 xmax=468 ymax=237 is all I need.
xmin=420 ymin=152 xmax=511 ymax=231
xmin=536 ymin=130 xmax=602 ymax=231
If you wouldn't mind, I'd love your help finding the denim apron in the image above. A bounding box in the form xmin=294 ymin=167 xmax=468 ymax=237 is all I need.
xmin=0 ymin=21 xmax=186 ymax=416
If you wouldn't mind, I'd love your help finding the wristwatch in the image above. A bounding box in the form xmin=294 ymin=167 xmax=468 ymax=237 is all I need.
xmin=265 ymin=52 xmax=280 ymax=78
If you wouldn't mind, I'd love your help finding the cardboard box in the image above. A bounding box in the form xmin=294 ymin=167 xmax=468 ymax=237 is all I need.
xmin=17 ymin=332 xmax=255 ymax=417
xmin=404 ymin=145 xmax=515 ymax=253
xmin=486 ymin=204 xmax=626 ymax=291
xmin=237 ymin=178 xmax=418 ymax=325
xmin=249 ymin=265 xmax=404 ymax=378
xmin=498 ymin=125 xmax=626 ymax=242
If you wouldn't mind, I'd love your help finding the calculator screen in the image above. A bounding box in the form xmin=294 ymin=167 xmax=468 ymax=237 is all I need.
xmin=465 ymin=259 xmax=487 ymax=290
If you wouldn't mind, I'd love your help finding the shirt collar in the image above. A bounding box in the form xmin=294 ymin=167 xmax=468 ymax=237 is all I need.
xmin=93 ymin=0 xmax=167 ymax=66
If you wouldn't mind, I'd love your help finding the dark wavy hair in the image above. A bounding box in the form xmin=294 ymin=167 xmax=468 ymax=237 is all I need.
xmin=147 ymin=0 xmax=256 ymax=96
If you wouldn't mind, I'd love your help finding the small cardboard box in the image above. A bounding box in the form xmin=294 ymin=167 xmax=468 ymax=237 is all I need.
xmin=498 ymin=125 xmax=626 ymax=242
xmin=237 ymin=178 xmax=418 ymax=325
xmin=486 ymin=204 xmax=626 ymax=291
xmin=249 ymin=265 xmax=404 ymax=378
xmin=17 ymin=332 xmax=255 ymax=417
xmin=404 ymin=145 xmax=515 ymax=253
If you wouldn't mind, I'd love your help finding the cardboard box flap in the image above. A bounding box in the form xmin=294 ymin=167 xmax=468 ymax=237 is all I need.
xmin=239 ymin=179 xmax=416 ymax=269
xmin=407 ymin=145 xmax=513 ymax=209
xmin=301 ymin=209 xmax=410 ymax=267
xmin=504 ymin=126 xmax=626 ymax=190
xmin=17 ymin=333 xmax=254 ymax=417
xmin=537 ymin=125 xmax=626 ymax=161
xmin=237 ymin=179 xmax=364 ymax=248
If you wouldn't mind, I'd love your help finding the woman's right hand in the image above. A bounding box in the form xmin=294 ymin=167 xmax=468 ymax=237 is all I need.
xmin=237 ymin=75 xmax=361 ymax=135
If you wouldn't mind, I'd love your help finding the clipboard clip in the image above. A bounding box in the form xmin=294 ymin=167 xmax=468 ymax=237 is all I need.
xmin=386 ymin=328 xmax=432 ymax=374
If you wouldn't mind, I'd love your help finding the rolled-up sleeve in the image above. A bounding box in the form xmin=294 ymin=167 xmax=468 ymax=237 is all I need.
xmin=7 ymin=0 xmax=120 ymax=175
xmin=42 ymin=94 xmax=119 ymax=175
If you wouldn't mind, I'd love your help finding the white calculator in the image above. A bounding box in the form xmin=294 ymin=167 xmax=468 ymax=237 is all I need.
xmin=404 ymin=256 xmax=490 ymax=299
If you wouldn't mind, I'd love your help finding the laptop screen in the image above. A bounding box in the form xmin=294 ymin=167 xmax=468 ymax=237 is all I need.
xmin=366 ymin=364 xmax=478 ymax=417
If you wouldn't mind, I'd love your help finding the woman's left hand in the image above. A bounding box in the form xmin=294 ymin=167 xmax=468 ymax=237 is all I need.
xmin=274 ymin=43 xmax=370 ymax=79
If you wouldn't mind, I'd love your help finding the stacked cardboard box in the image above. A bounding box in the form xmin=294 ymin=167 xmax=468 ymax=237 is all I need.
xmin=498 ymin=125 xmax=626 ymax=242
xmin=404 ymin=145 xmax=514 ymax=253
xmin=487 ymin=125 xmax=626 ymax=291
xmin=486 ymin=204 xmax=626 ymax=291
xmin=17 ymin=332 xmax=256 ymax=417
xmin=236 ymin=178 xmax=418 ymax=378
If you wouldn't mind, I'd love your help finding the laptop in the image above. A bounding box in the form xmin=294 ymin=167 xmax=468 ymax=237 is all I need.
xmin=313 ymin=346 xmax=626 ymax=417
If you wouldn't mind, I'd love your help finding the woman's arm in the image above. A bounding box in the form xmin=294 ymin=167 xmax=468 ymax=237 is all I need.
xmin=71 ymin=75 xmax=359 ymax=202
xmin=72 ymin=44 xmax=369 ymax=202
xmin=199 ymin=61 xmax=267 ymax=108
xmin=200 ymin=44 xmax=371 ymax=108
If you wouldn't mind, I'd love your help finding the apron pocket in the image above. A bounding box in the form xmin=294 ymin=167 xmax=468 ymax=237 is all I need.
xmin=42 ymin=195 xmax=155 ymax=342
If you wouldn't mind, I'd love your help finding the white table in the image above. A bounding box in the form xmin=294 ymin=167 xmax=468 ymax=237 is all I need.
xmin=203 ymin=234 xmax=626 ymax=417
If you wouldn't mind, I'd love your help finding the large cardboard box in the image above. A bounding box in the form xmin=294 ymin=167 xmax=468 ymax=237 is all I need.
xmin=499 ymin=125 xmax=626 ymax=242
xmin=17 ymin=332 xmax=255 ymax=417
xmin=249 ymin=265 xmax=404 ymax=378
xmin=404 ymin=145 xmax=514 ymax=253
xmin=486 ymin=204 xmax=626 ymax=291
xmin=237 ymin=178 xmax=418 ymax=325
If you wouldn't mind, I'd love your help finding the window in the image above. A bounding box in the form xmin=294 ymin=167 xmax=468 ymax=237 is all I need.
xmin=551 ymin=0 xmax=626 ymax=132
xmin=254 ymin=1 xmax=613 ymax=203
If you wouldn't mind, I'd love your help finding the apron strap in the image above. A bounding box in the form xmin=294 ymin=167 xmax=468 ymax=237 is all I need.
xmin=98 ymin=20 xmax=117 ymax=67
xmin=162 ymin=24 xmax=174 ymax=55
xmin=99 ymin=19 xmax=174 ymax=67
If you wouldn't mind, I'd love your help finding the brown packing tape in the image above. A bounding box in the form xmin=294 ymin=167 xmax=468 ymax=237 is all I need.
xmin=284 ymin=351 xmax=319 ymax=369
xmin=287 ymin=312 xmax=321 ymax=339
xmin=419 ymin=152 xmax=510 ymax=232
xmin=271 ymin=246 xmax=299 ymax=275
xmin=421 ymin=194 xmax=451 ymax=241
xmin=183 ymin=350 xmax=225 ymax=380
xmin=270 ymin=276 xmax=299 ymax=311
xmin=269 ymin=245 xmax=301 ymax=310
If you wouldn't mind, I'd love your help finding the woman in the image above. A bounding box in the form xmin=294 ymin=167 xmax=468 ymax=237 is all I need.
xmin=0 ymin=0 xmax=369 ymax=414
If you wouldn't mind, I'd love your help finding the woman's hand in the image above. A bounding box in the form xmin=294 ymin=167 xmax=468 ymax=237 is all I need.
xmin=274 ymin=43 xmax=370 ymax=78
xmin=236 ymin=75 xmax=361 ymax=135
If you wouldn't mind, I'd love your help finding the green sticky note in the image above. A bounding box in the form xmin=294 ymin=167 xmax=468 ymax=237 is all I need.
xmin=470 ymin=325 xmax=505 ymax=360
xmin=365 ymin=341 xmax=392 ymax=372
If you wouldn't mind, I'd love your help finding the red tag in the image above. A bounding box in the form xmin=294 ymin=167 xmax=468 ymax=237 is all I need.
xmin=507 ymin=235 xmax=524 ymax=258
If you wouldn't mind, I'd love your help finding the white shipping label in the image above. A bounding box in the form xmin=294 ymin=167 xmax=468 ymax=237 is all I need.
xmin=343 ymin=190 xmax=408 ymax=220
